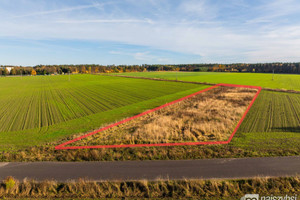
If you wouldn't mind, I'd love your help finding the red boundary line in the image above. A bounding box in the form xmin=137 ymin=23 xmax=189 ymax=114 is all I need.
xmin=55 ymin=83 xmax=262 ymax=150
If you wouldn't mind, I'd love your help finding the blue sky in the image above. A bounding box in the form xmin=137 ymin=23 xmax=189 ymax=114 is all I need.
xmin=1 ymin=0 xmax=300 ymax=66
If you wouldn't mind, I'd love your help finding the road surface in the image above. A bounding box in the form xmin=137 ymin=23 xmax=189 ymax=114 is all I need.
xmin=0 ymin=156 xmax=299 ymax=181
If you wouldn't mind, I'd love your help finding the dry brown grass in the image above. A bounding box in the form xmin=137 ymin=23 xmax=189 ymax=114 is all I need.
xmin=72 ymin=87 xmax=257 ymax=146
xmin=0 ymin=176 xmax=299 ymax=199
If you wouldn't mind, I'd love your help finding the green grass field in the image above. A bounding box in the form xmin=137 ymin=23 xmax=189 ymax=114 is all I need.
xmin=115 ymin=72 xmax=300 ymax=91
xmin=0 ymin=74 xmax=208 ymax=151
xmin=232 ymin=91 xmax=300 ymax=151
xmin=238 ymin=91 xmax=300 ymax=133
xmin=0 ymin=73 xmax=299 ymax=161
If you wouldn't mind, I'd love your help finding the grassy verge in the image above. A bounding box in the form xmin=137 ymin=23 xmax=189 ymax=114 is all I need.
xmin=1 ymin=140 xmax=299 ymax=162
xmin=1 ymin=176 xmax=299 ymax=199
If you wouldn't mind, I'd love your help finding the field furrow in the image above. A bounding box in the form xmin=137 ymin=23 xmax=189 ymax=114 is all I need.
xmin=238 ymin=91 xmax=300 ymax=133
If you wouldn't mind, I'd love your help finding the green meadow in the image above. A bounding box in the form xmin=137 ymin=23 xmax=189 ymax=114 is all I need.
xmin=0 ymin=74 xmax=208 ymax=151
xmin=115 ymin=72 xmax=300 ymax=91
xmin=232 ymin=90 xmax=300 ymax=152
xmin=0 ymin=73 xmax=299 ymax=160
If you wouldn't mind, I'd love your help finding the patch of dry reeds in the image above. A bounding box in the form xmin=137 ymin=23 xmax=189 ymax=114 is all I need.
xmin=77 ymin=87 xmax=257 ymax=146
xmin=0 ymin=176 xmax=298 ymax=199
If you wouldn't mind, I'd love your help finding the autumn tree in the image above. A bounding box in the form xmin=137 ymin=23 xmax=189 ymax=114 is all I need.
xmin=3 ymin=68 xmax=9 ymax=75
xmin=10 ymin=68 xmax=17 ymax=75
xmin=80 ymin=66 xmax=86 ymax=73
xmin=31 ymin=69 xmax=37 ymax=76
xmin=94 ymin=67 xmax=99 ymax=74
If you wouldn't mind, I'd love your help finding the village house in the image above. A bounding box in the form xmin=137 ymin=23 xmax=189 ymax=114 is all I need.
xmin=1 ymin=67 xmax=13 ymax=73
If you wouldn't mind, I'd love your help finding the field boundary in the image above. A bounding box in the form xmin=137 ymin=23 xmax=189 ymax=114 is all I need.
xmin=55 ymin=83 xmax=262 ymax=150
xmin=105 ymin=74 xmax=300 ymax=94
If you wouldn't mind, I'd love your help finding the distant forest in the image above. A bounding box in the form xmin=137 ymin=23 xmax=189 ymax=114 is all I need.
xmin=1 ymin=63 xmax=300 ymax=75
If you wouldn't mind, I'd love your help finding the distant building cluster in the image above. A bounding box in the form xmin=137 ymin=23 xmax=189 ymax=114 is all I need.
xmin=1 ymin=67 xmax=13 ymax=73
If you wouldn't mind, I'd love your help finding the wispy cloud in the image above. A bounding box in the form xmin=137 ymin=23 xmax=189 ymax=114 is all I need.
xmin=109 ymin=50 xmax=153 ymax=61
xmin=12 ymin=3 xmax=105 ymax=18
xmin=244 ymin=0 xmax=300 ymax=25
xmin=56 ymin=18 xmax=154 ymax=24
xmin=109 ymin=50 xmax=169 ymax=62
xmin=245 ymin=19 xmax=272 ymax=24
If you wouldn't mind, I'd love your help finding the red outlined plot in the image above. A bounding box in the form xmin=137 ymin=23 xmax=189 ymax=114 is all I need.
xmin=55 ymin=83 xmax=262 ymax=150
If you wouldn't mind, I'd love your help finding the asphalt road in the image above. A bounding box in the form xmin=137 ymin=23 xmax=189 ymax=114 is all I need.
xmin=0 ymin=156 xmax=299 ymax=182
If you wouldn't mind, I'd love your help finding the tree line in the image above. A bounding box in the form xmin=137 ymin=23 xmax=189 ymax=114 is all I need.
xmin=1 ymin=63 xmax=300 ymax=75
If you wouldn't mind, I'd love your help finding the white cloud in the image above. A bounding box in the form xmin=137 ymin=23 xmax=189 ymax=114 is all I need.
xmin=56 ymin=18 xmax=154 ymax=24
xmin=133 ymin=52 xmax=153 ymax=61
xmin=245 ymin=19 xmax=272 ymax=24
xmin=179 ymin=0 xmax=217 ymax=20
xmin=11 ymin=3 xmax=105 ymax=18
xmin=109 ymin=50 xmax=169 ymax=62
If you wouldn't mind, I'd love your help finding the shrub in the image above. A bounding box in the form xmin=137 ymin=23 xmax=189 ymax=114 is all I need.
xmin=4 ymin=176 xmax=16 ymax=191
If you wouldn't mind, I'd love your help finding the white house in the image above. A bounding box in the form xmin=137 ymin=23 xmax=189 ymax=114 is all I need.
xmin=7 ymin=67 xmax=13 ymax=73
xmin=1 ymin=67 xmax=13 ymax=73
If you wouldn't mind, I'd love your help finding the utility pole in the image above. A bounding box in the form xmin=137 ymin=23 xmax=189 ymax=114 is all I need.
xmin=272 ymin=69 xmax=274 ymax=81
xmin=176 ymin=71 xmax=178 ymax=81
xmin=69 ymin=70 xmax=71 ymax=81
